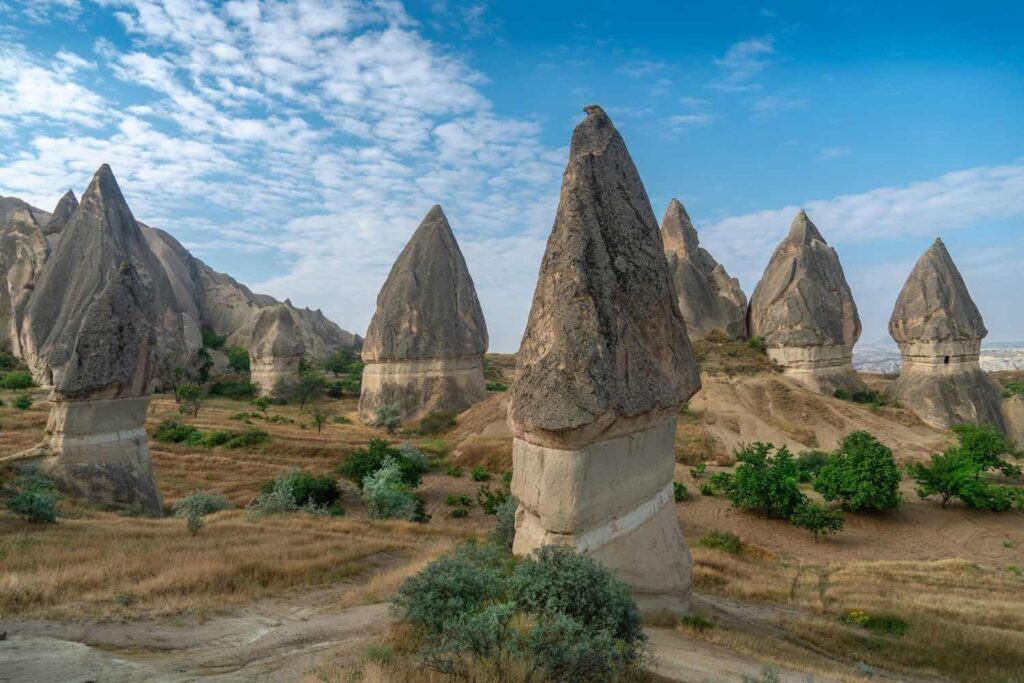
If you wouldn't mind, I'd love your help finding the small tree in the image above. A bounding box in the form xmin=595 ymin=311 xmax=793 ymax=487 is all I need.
xmin=253 ymin=396 xmax=270 ymax=416
xmin=908 ymin=448 xmax=1015 ymax=510
xmin=12 ymin=393 xmax=32 ymax=410
xmin=813 ymin=431 xmax=902 ymax=511
xmin=5 ymin=474 xmax=60 ymax=523
xmin=225 ymin=346 xmax=251 ymax=373
xmin=177 ymin=383 xmax=204 ymax=418
xmin=726 ymin=442 xmax=806 ymax=518
xmin=950 ymin=423 xmax=1021 ymax=478
xmin=791 ymin=502 xmax=844 ymax=542
xmin=362 ymin=457 xmax=419 ymax=520
xmin=310 ymin=404 xmax=331 ymax=434
xmin=293 ymin=370 xmax=328 ymax=409
xmin=323 ymin=347 xmax=358 ymax=377
xmin=373 ymin=403 xmax=402 ymax=434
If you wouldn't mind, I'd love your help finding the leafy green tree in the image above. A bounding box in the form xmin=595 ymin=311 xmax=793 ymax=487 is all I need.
xmin=813 ymin=431 xmax=902 ymax=511
xmin=907 ymin=449 xmax=1014 ymax=510
xmin=225 ymin=346 xmax=250 ymax=373
xmin=200 ymin=325 xmax=226 ymax=349
xmin=12 ymin=393 xmax=32 ymax=410
xmin=176 ymin=383 xmax=204 ymax=418
xmin=337 ymin=438 xmax=427 ymax=488
xmin=1 ymin=371 xmax=35 ymax=390
xmin=950 ymin=423 xmax=1021 ymax=478
xmin=791 ymin=502 xmax=844 ymax=541
xmin=310 ymin=404 xmax=331 ymax=434
xmin=726 ymin=442 xmax=806 ymax=518
xmin=5 ymin=474 xmax=60 ymax=523
xmin=274 ymin=370 xmax=328 ymax=409
xmin=322 ymin=347 xmax=360 ymax=377
xmin=252 ymin=396 xmax=270 ymax=416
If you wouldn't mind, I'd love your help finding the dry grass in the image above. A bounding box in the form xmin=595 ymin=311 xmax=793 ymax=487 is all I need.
xmin=689 ymin=543 xmax=1024 ymax=682
xmin=691 ymin=336 xmax=779 ymax=377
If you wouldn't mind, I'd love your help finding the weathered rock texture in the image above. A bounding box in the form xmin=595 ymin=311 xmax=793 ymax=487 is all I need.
xmin=662 ymin=199 xmax=747 ymax=340
xmin=885 ymin=238 xmax=1005 ymax=431
xmin=6 ymin=165 xmax=168 ymax=515
xmin=249 ymin=304 xmax=306 ymax=396
xmin=509 ymin=106 xmax=700 ymax=615
xmin=358 ymin=205 xmax=488 ymax=424
xmin=747 ymin=210 xmax=866 ymax=395
xmin=1 ymin=209 xmax=49 ymax=358
xmin=42 ymin=190 xmax=78 ymax=236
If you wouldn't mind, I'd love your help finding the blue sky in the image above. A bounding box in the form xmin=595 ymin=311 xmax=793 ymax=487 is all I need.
xmin=1 ymin=0 xmax=1021 ymax=351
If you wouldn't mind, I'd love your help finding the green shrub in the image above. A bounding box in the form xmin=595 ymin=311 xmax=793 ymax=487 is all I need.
xmin=796 ymin=450 xmax=829 ymax=482
xmin=678 ymin=615 xmax=713 ymax=631
xmin=364 ymin=645 xmax=395 ymax=665
xmin=419 ymin=411 xmax=457 ymax=434
xmin=5 ymin=474 xmax=59 ymax=523
xmin=746 ymin=336 xmax=766 ymax=353
xmin=706 ymin=472 xmax=734 ymax=495
xmin=471 ymin=466 xmax=491 ymax=482
xmin=415 ymin=437 xmax=450 ymax=457
xmin=225 ymin=346 xmax=250 ymax=372
xmin=246 ymin=476 xmax=298 ymax=516
xmin=813 ymin=432 xmax=902 ymax=511
xmin=1003 ymin=381 xmax=1024 ymax=398
xmin=200 ymin=325 xmax=226 ymax=349
xmin=446 ymin=466 xmax=464 ymax=478
xmin=842 ymin=610 xmax=908 ymax=636
xmin=208 ymin=378 xmax=258 ymax=400
xmin=333 ymin=415 xmax=353 ymax=425
xmin=697 ymin=529 xmax=744 ymax=554
xmin=372 ymin=403 xmax=402 ymax=434
xmin=689 ymin=461 xmax=707 ymax=479
xmin=0 ymin=350 xmax=16 ymax=370
xmin=337 ymin=438 xmax=427 ymax=488
xmin=477 ymin=483 xmax=510 ymax=515
xmin=12 ymin=393 xmax=32 ymax=410
xmin=1 ymin=371 xmax=35 ymax=390
xmin=362 ymin=457 xmax=419 ymax=520
xmin=273 ymin=370 xmax=328 ymax=408
xmin=446 ymin=494 xmax=473 ymax=507
xmin=699 ymin=482 xmax=716 ymax=496
xmin=673 ymin=481 xmax=688 ymax=502
xmin=908 ymin=448 xmax=1018 ymax=510
xmin=152 ymin=420 xmax=201 ymax=443
xmin=486 ymin=382 xmax=508 ymax=392
xmin=322 ymin=347 xmax=361 ymax=377
xmin=726 ymin=443 xmax=805 ymax=518
xmin=951 ymin=422 xmax=1021 ymax=477
xmin=491 ymin=496 xmax=518 ymax=550
xmin=791 ymin=502 xmax=845 ymax=541
xmin=448 ymin=507 xmax=470 ymax=519
xmin=172 ymin=491 xmax=232 ymax=518
xmin=833 ymin=388 xmax=885 ymax=406
xmin=260 ymin=469 xmax=340 ymax=508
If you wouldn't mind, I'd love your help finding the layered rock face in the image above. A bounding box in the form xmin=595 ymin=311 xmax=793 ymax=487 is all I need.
xmin=0 ymin=209 xmax=49 ymax=357
xmin=662 ymin=199 xmax=746 ymax=340
xmin=7 ymin=165 xmax=169 ymax=515
xmin=747 ymin=211 xmax=866 ymax=394
xmin=249 ymin=304 xmax=306 ymax=396
xmin=359 ymin=205 xmax=488 ymax=424
xmin=885 ymin=238 xmax=1005 ymax=431
xmin=42 ymin=190 xmax=78 ymax=236
xmin=509 ymin=106 xmax=700 ymax=615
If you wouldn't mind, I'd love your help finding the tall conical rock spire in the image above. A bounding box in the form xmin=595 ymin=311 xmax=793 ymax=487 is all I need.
xmin=6 ymin=165 xmax=170 ymax=516
xmin=509 ymin=106 xmax=698 ymax=615
xmin=359 ymin=205 xmax=488 ymax=423
xmin=661 ymin=199 xmax=747 ymax=341
xmin=747 ymin=210 xmax=865 ymax=394
xmin=42 ymin=189 xmax=78 ymax=236
xmin=885 ymin=238 xmax=1004 ymax=432
xmin=250 ymin=304 xmax=305 ymax=396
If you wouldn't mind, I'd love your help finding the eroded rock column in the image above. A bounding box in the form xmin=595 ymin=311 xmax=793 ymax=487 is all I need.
xmin=249 ymin=304 xmax=305 ymax=397
xmin=510 ymin=106 xmax=700 ymax=615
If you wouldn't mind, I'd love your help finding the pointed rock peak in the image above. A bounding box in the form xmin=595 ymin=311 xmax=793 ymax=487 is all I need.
xmin=77 ymin=164 xmax=136 ymax=226
xmin=43 ymin=189 xmax=80 ymax=234
xmin=788 ymin=209 xmax=826 ymax=244
xmin=661 ymin=198 xmax=699 ymax=256
xmin=889 ymin=239 xmax=986 ymax=343
xmin=569 ymin=104 xmax=625 ymax=159
xmin=411 ymin=204 xmax=457 ymax=244
xmin=55 ymin=189 xmax=78 ymax=212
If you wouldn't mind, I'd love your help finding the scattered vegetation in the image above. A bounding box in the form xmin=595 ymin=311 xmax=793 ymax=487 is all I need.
xmin=225 ymin=346 xmax=250 ymax=372
xmin=362 ymin=458 xmax=421 ymax=521
xmin=689 ymin=461 xmax=707 ymax=479
xmin=485 ymin=381 xmax=508 ymax=392
xmin=373 ymin=403 xmax=403 ymax=434
xmin=322 ymin=347 xmax=363 ymax=377
xmin=813 ymin=431 xmax=903 ymax=511
xmin=152 ymin=420 xmax=270 ymax=450
xmin=208 ymin=378 xmax=258 ymax=400
xmin=418 ymin=411 xmax=457 ymax=435
xmin=0 ymin=370 xmax=35 ymax=391
xmin=273 ymin=370 xmax=328 ymax=409
xmin=842 ymin=610 xmax=908 ymax=636
xmin=12 ymin=393 xmax=32 ymax=411
xmin=446 ymin=466 xmax=463 ymax=478
xmin=171 ymin=491 xmax=232 ymax=535
xmin=176 ymin=382 xmax=204 ymax=417
xmin=491 ymin=497 xmax=518 ymax=550
xmin=470 ymin=466 xmax=491 ymax=482
xmin=446 ymin=494 xmax=473 ymax=507
xmin=791 ymin=502 xmax=845 ymax=542
xmin=200 ymin=325 xmax=226 ymax=350
xmin=309 ymin=404 xmax=332 ymax=434
xmin=259 ymin=469 xmax=340 ymax=509
xmin=4 ymin=474 xmax=60 ymax=524
xmin=673 ymin=481 xmax=688 ymax=502
xmin=725 ymin=442 xmax=806 ymax=519
xmin=697 ymin=530 xmax=744 ymax=554
xmin=832 ymin=388 xmax=887 ymax=409
xmin=337 ymin=438 xmax=428 ymax=489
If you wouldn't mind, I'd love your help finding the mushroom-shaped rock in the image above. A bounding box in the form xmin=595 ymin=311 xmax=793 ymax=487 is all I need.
xmin=42 ymin=190 xmax=78 ymax=236
xmin=358 ymin=205 xmax=488 ymax=424
xmin=6 ymin=165 xmax=172 ymax=515
xmin=1 ymin=209 xmax=49 ymax=358
xmin=249 ymin=304 xmax=306 ymax=397
xmin=885 ymin=238 xmax=1004 ymax=430
xmin=747 ymin=210 xmax=866 ymax=394
xmin=662 ymin=199 xmax=747 ymax=341
xmin=509 ymin=106 xmax=700 ymax=615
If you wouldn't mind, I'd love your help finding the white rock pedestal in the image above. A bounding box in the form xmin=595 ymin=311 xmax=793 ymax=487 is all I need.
xmin=511 ymin=417 xmax=692 ymax=615
xmin=250 ymin=355 xmax=302 ymax=397
xmin=6 ymin=396 xmax=163 ymax=516
xmin=767 ymin=344 xmax=866 ymax=396
xmin=358 ymin=357 xmax=487 ymax=424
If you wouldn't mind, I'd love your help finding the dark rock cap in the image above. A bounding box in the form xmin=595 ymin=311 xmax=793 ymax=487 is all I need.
xmin=509 ymin=106 xmax=700 ymax=441
xmin=23 ymin=164 xmax=175 ymax=397
xmin=42 ymin=189 xmax=79 ymax=235
xmin=362 ymin=204 xmax=488 ymax=362
xmin=747 ymin=210 xmax=861 ymax=348
xmin=889 ymin=237 xmax=987 ymax=344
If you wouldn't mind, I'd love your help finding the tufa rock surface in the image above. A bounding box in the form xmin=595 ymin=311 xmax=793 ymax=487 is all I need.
xmin=6 ymin=165 xmax=168 ymax=515
xmin=661 ymin=199 xmax=747 ymax=341
xmin=249 ymin=303 xmax=306 ymax=396
xmin=0 ymin=209 xmax=49 ymax=358
xmin=747 ymin=210 xmax=866 ymax=395
xmin=509 ymin=106 xmax=699 ymax=615
xmin=358 ymin=205 xmax=488 ymax=423
xmin=42 ymin=190 xmax=78 ymax=236
xmin=885 ymin=238 xmax=1004 ymax=431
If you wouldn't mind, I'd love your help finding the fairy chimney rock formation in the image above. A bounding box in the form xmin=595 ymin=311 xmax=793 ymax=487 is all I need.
xmin=249 ymin=304 xmax=306 ymax=396
xmin=747 ymin=210 xmax=866 ymax=394
xmin=8 ymin=165 xmax=169 ymax=515
xmin=885 ymin=238 xmax=1004 ymax=430
xmin=1 ymin=209 xmax=50 ymax=357
xmin=358 ymin=205 xmax=488 ymax=424
xmin=42 ymin=189 xmax=78 ymax=236
xmin=662 ymin=199 xmax=747 ymax=340
xmin=509 ymin=105 xmax=700 ymax=615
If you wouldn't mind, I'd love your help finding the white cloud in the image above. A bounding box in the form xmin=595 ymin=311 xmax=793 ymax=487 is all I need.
xmin=664 ymin=113 xmax=715 ymax=132
xmin=751 ymin=93 xmax=807 ymax=117
xmin=817 ymin=146 xmax=851 ymax=161
xmin=0 ymin=46 xmax=108 ymax=128
xmin=712 ymin=36 xmax=774 ymax=91
xmin=616 ymin=60 xmax=667 ymax=79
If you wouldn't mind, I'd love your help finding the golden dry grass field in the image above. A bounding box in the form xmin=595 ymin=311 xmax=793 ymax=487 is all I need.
xmin=1 ymin=371 xmax=1023 ymax=682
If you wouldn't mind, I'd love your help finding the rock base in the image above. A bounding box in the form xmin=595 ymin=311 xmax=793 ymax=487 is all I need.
xmin=6 ymin=396 xmax=163 ymax=516
xmin=358 ymin=357 xmax=487 ymax=424
xmin=251 ymin=356 xmax=302 ymax=397
xmin=1003 ymin=396 xmax=1024 ymax=449
xmin=511 ymin=418 xmax=692 ymax=614
xmin=767 ymin=345 xmax=866 ymax=395
xmin=886 ymin=347 xmax=1005 ymax=431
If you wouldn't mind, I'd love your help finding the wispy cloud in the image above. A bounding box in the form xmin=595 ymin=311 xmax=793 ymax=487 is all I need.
xmin=664 ymin=113 xmax=715 ymax=133
xmin=711 ymin=36 xmax=774 ymax=92
xmin=751 ymin=93 xmax=807 ymax=117
xmin=616 ymin=59 xmax=668 ymax=79
xmin=817 ymin=146 xmax=851 ymax=161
